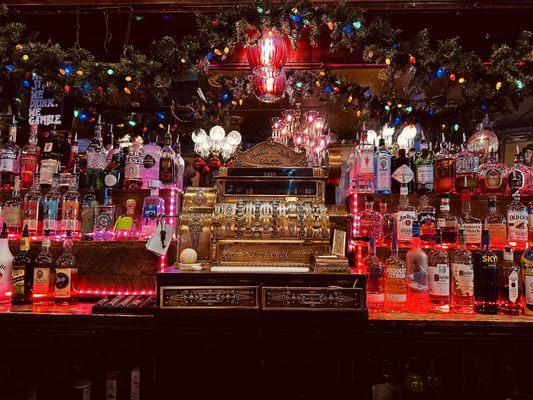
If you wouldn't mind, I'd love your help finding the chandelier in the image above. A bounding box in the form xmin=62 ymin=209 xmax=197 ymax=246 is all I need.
xmin=246 ymin=31 xmax=288 ymax=78
xmin=192 ymin=125 xmax=242 ymax=161
xmin=270 ymin=109 xmax=329 ymax=166
xmin=252 ymin=69 xmax=286 ymax=103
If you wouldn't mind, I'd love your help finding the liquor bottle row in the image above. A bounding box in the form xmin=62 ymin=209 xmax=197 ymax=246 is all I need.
xmin=0 ymin=175 xmax=167 ymax=239
xmin=364 ymin=225 xmax=533 ymax=316
xmin=0 ymin=116 xmax=185 ymax=192
xmin=0 ymin=224 xmax=78 ymax=304
xmin=356 ymin=190 xmax=532 ymax=249
xmin=349 ymin=131 xmax=531 ymax=196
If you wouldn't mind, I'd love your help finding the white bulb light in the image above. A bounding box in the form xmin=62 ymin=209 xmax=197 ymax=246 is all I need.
xmin=192 ymin=129 xmax=207 ymax=144
xmin=209 ymin=125 xmax=226 ymax=141
xmin=366 ymin=129 xmax=378 ymax=144
xmin=227 ymin=130 xmax=242 ymax=146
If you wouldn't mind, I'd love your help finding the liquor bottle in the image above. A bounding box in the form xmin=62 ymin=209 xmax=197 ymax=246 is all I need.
xmin=348 ymin=132 xmax=360 ymax=193
xmin=414 ymin=134 xmax=434 ymax=194
xmin=39 ymin=125 xmax=61 ymax=187
xmin=483 ymin=198 xmax=507 ymax=248
xmin=473 ymin=230 xmax=498 ymax=314
xmin=174 ymin=133 xmax=185 ymax=193
xmin=81 ymin=183 xmax=98 ymax=236
xmin=104 ymin=149 xmax=122 ymax=190
xmin=93 ymin=188 xmax=115 ymax=240
xmin=114 ymin=198 xmax=140 ymax=239
xmin=54 ymin=230 xmax=78 ymax=304
xmin=379 ymin=199 xmax=395 ymax=247
xmin=428 ymin=229 xmax=450 ymax=313
xmin=105 ymin=123 xmax=115 ymax=165
xmin=436 ymin=196 xmax=458 ymax=247
xmin=497 ymin=247 xmax=522 ymax=315
xmin=384 ymin=234 xmax=407 ymax=312
xmin=3 ymin=176 xmax=23 ymax=235
xmin=529 ymin=200 xmax=533 ymax=242
xmin=61 ymin=179 xmax=81 ymax=233
xmin=141 ymin=132 xmax=161 ymax=188
xmin=33 ymin=230 xmax=54 ymax=302
xmin=507 ymin=145 xmax=529 ymax=196
xmin=391 ymin=148 xmax=415 ymax=194
xmin=66 ymin=132 xmax=78 ymax=172
xmin=418 ymin=195 xmax=436 ymax=246
xmin=396 ymin=185 xmax=417 ymax=247
xmin=0 ymin=223 xmax=14 ymax=299
xmin=522 ymin=245 xmax=533 ymax=316
xmin=374 ymin=138 xmax=392 ymax=195
xmin=86 ymin=115 xmax=107 ymax=189
xmin=43 ymin=174 xmax=61 ymax=235
xmin=358 ymin=195 xmax=382 ymax=242
xmin=159 ymin=125 xmax=179 ymax=190
xmin=23 ymin=171 xmax=42 ymax=234
xmin=60 ymin=132 xmax=79 ymax=188
xmin=455 ymin=132 xmax=479 ymax=192
xmin=19 ymin=124 xmax=41 ymax=189
xmin=365 ymin=236 xmax=384 ymax=312
xmin=459 ymin=188 xmax=482 ymax=249
xmin=358 ymin=131 xmax=375 ymax=193
xmin=477 ymin=149 xmax=507 ymax=195
xmin=433 ymin=132 xmax=456 ymax=194
xmin=0 ymin=117 xmax=20 ymax=189
xmin=507 ymin=193 xmax=528 ymax=248
xmin=11 ymin=225 xmax=33 ymax=304
xmin=124 ymin=142 xmax=144 ymax=190
xmin=451 ymin=229 xmax=475 ymax=314
xmin=406 ymin=221 xmax=429 ymax=313
xmin=141 ymin=180 xmax=166 ymax=238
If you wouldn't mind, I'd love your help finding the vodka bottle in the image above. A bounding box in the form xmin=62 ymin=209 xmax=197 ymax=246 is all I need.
xmin=428 ymin=229 xmax=450 ymax=313
xmin=358 ymin=195 xmax=382 ymax=242
xmin=406 ymin=221 xmax=429 ymax=313
xmin=451 ymin=229 xmax=475 ymax=314
xmin=141 ymin=132 xmax=161 ymax=188
xmin=497 ymin=247 xmax=522 ymax=315
xmin=365 ymin=236 xmax=384 ymax=312
xmin=384 ymin=234 xmax=407 ymax=312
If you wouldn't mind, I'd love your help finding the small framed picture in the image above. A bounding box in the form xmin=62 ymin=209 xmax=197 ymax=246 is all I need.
xmin=332 ymin=229 xmax=346 ymax=257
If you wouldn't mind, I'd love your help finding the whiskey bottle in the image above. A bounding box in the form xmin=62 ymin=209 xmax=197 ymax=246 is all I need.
xmin=507 ymin=193 xmax=528 ymax=248
xmin=0 ymin=223 xmax=14 ymax=299
xmin=418 ymin=195 xmax=436 ymax=246
xmin=473 ymin=230 xmax=498 ymax=314
xmin=428 ymin=229 xmax=450 ymax=313
xmin=33 ymin=230 xmax=54 ymax=303
xmin=477 ymin=149 xmax=507 ymax=195
xmin=414 ymin=133 xmax=434 ymax=194
xmin=374 ymin=138 xmax=392 ymax=195
xmin=391 ymin=148 xmax=415 ymax=194
xmin=379 ymin=199 xmax=395 ymax=247
xmin=61 ymin=179 xmax=81 ymax=233
xmin=0 ymin=117 xmax=20 ymax=189
xmin=39 ymin=125 xmax=61 ymax=187
xmin=396 ymin=185 xmax=417 ymax=247
xmin=506 ymin=145 xmax=529 ymax=196
xmin=436 ymin=196 xmax=458 ymax=247
xmin=358 ymin=195 xmax=382 ymax=242
xmin=54 ymin=230 xmax=78 ymax=304
xmin=459 ymin=188 xmax=482 ymax=249
xmin=483 ymin=198 xmax=507 ymax=248
xmin=42 ymin=174 xmax=61 ymax=234
xmin=23 ymin=171 xmax=42 ymax=234
xmin=433 ymin=132 xmax=456 ymax=194
xmin=497 ymin=247 xmax=522 ymax=315
xmin=451 ymin=229 xmax=475 ymax=314
xmin=11 ymin=225 xmax=33 ymax=304
xmin=522 ymin=245 xmax=533 ymax=316
xmin=455 ymin=132 xmax=479 ymax=192
xmin=365 ymin=236 xmax=385 ymax=312
xmin=124 ymin=142 xmax=144 ymax=190
xmin=384 ymin=234 xmax=407 ymax=312
xmin=3 ymin=176 xmax=23 ymax=235
xmin=406 ymin=221 xmax=429 ymax=313
xmin=159 ymin=125 xmax=179 ymax=190
xmin=19 ymin=124 xmax=41 ymax=189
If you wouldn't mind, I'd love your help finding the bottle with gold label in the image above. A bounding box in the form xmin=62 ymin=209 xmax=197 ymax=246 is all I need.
xmin=54 ymin=230 xmax=78 ymax=304
xmin=522 ymin=244 xmax=533 ymax=316
xmin=11 ymin=225 xmax=33 ymax=304
xmin=33 ymin=230 xmax=54 ymax=303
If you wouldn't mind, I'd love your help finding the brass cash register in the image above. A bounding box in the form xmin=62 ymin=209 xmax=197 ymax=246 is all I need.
xmin=157 ymin=140 xmax=366 ymax=313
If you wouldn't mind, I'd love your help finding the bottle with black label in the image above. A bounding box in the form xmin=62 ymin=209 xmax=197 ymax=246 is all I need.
xmin=33 ymin=230 xmax=55 ymax=303
xmin=11 ymin=225 xmax=33 ymax=305
xmin=473 ymin=230 xmax=498 ymax=314
xmin=39 ymin=125 xmax=61 ymax=187
xmin=391 ymin=148 xmax=415 ymax=194
xmin=55 ymin=230 xmax=78 ymax=304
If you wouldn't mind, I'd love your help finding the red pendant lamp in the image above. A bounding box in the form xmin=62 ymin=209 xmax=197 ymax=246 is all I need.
xmin=246 ymin=31 xmax=288 ymax=78
xmin=253 ymin=69 xmax=286 ymax=103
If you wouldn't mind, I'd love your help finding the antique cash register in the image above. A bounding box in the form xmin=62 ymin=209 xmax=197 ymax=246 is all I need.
xmin=157 ymin=140 xmax=366 ymax=313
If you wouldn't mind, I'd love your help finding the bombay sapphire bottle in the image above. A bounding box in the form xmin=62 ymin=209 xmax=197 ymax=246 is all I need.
xmin=374 ymin=138 xmax=391 ymax=195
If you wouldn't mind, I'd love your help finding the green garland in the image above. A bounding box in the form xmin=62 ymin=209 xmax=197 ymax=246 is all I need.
xmin=0 ymin=2 xmax=531 ymax=135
